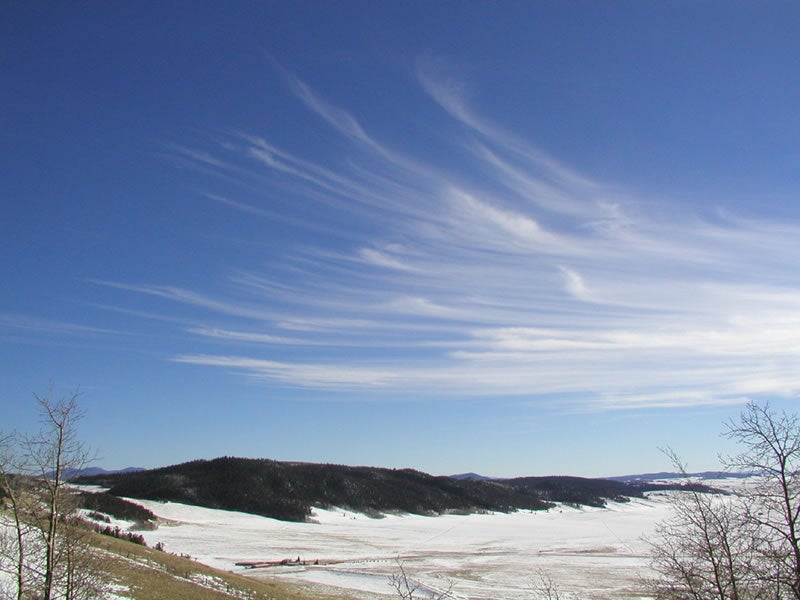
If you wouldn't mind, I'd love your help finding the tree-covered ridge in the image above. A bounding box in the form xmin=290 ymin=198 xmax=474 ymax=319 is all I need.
xmin=76 ymin=457 xmax=681 ymax=522
xmin=79 ymin=457 xmax=551 ymax=521
xmin=77 ymin=490 xmax=156 ymax=523
xmin=500 ymin=475 xmax=712 ymax=508
xmin=505 ymin=475 xmax=641 ymax=507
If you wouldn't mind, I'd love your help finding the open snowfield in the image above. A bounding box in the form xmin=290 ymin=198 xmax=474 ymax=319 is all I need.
xmin=118 ymin=490 xmax=694 ymax=600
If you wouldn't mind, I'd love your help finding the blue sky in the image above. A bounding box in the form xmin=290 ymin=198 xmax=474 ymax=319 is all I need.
xmin=3 ymin=2 xmax=800 ymax=477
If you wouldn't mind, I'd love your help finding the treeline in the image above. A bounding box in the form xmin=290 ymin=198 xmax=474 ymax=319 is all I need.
xmin=506 ymin=475 xmax=640 ymax=507
xmin=77 ymin=490 xmax=157 ymax=523
xmin=0 ymin=476 xmax=158 ymax=525
xmin=92 ymin=524 xmax=147 ymax=546
xmin=75 ymin=457 xmax=680 ymax=522
xmin=503 ymin=475 xmax=713 ymax=508
xmin=77 ymin=490 xmax=157 ymax=546
xmin=79 ymin=457 xmax=554 ymax=521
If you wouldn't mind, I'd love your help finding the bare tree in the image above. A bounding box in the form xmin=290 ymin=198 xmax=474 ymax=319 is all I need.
xmin=647 ymin=403 xmax=800 ymax=599
xmin=646 ymin=448 xmax=764 ymax=600
xmin=722 ymin=403 xmax=800 ymax=598
xmin=0 ymin=388 xmax=103 ymax=600
xmin=0 ymin=433 xmax=33 ymax=600
xmin=389 ymin=559 xmax=453 ymax=600
xmin=530 ymin=570 xmax=582 ymax=600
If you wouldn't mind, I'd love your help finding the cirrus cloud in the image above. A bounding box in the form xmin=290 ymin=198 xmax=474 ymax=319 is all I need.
xmin=105 ymin=64 xmax=800 ymax=411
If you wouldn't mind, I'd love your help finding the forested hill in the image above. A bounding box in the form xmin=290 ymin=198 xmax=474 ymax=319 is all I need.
xmin=77 ymin=457 xmax=680 ymax=522
xmin=506 ymin=476 xmax=646 ymax=508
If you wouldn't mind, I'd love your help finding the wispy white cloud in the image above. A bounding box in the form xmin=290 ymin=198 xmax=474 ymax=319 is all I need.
xmin=386 ymin=296 xmax=470 ymax=321
xmin=285 ymin=75 xmax=374 ymax=146
xmin=187 ymin=327 xmax=302 ymax=345
xmin=90 ymin=280 xmax=276 ymax=322
xmin=556 ymin=267 xmax=589 ymax=303
xmin=171 ymin=354 xmax=408 ymax=389
xmin=415 ymin=55 xmax=602 ymax=193
xmin=446 ymin=187 xmax=569 ymax=251
xmin=202 ymin=192 xmax=276 ymax=219
xmin=106 ymin=63 xmax=800 ymax=410
xmin=358 ymin=247 xmax=418 ymax=272
xmin=0 ymin=312 xmax=125 ymax=338
xmin=0 ymin=312 xmax=124 ymax=335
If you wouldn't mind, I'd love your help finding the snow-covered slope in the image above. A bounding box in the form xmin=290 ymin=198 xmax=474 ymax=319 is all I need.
xmin=114 ymin=492 xmax=689 ymax=600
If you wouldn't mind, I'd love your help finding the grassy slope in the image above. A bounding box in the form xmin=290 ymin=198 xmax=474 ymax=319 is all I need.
xmin=96 ymin=533 xmax=350 ymax=600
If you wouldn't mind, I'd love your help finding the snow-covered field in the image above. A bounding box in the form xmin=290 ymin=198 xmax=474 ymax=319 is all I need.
xmin=118 ymin=491 xmax=688 ymax=600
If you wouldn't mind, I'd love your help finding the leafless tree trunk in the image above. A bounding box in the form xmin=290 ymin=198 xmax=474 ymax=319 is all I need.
xmin=646 ymin=453 xmax=761 ymax=600
xmin=389 ymin=559 xmax=453 ymax=600
xmin=530 ymin=570 xmax=582 ymax=600
xmin=0 ymin=388 xmax=102 ymax=600
xmin=27 ymin=393 xmax=92 ymax=600
xmin=60 ymin=514 xmax=106 ymax=600
xmin=1 ymin=435 xmax=31 ymax=600
xmin=723 ymin=403 xmax=800 ymax=598
xmin=647 ymin=403 xmax=800 ymax=599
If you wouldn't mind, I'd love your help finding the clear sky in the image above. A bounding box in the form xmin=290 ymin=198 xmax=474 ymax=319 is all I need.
xmin=3 ymin=2 xmax=800 ymax=478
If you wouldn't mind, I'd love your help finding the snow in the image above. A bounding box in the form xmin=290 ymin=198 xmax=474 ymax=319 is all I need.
xmin=3 ymin=478 xmax=750 ymax=598
xmin=118 ymin=492 xmax=689 ymax=599
xmin=0 ymin=567 xmax=15 ymax=600
xmin=1 ymin=517 xmax=133 ymax=600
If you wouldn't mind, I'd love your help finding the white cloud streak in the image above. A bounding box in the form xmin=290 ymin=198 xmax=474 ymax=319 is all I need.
xmin=111 ymin=63 xmax=800 ymax=410
xmin=0 ymin=312 xmax=124 ymax=338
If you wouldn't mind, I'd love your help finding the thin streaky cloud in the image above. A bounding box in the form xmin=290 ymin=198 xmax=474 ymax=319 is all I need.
xmin=276 ymin=61 xmax=426 ymax=173
xmin=264 ymin=53 xmax=374 ymax=147
xmin=239 ymin=134 xmax=409 ymax=220
xmin=89 ymin=280 xmax=276 ymax=322
xmin=358 ymin=248 xmax=418 ymax=272
xmin=171 ymin=354 xmax=410 ymax=389
xmin=471 ymin=142 xmax=597 ymax=220
xmin=202 ymin=193 xmax=276 ymax=219
xmin=188 ymin=326 xmax=462 ymax=349
xmin=415 ymin=56 xmax=600 ymax=193
xmin=559 ymin=267 xmax=593 ymax=303
xmin=0 ymin=312 xmax=126 ymax=338
xmin=285 ymin=75 xmax=374 ymax=146
xmin=188 ymin=327 xmax=303 ymax=345
xmin=106 ymin=63 xmax=800 ymax=410
xmin=81 ymin=302 xmax=201 ymax=327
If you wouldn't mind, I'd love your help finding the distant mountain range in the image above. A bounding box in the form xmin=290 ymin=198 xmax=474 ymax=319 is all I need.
xmin=76 ymin=457 xmax=714 ymax=522
xmin=449 ymin=472 xmax=494 ymax=481
xmin=62 ymin=466 xmax=144 ymax=480
xmin=608 ymin=471 xmax=755 ymax=483
xmin=454 ymin=471 xmax=756 ymax=483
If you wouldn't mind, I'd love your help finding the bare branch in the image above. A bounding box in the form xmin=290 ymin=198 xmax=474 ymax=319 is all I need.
xmin=0 ymin=387 xmax=105 ymax=600
xmin=530 ymin=569 xmax=581 ymax=599
xmin=648 ymin=403 xmax=800 ymax=599
xmin=389 ymin=559 xmax=453 ymax=600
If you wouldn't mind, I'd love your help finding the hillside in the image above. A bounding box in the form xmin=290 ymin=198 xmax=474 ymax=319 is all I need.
xmin=79 ymin=457 xmax=554 ymax=521
xmin=506 ymin=475 xmax=644 ymax=507
xmin=0 ymin=488 xmax=336 ymax=600
xmin=609 ymin=471 xmax=755 ymax=483
xmin=91 ymin=531 xmax=345 ymax=600
xmin=76 ymin=457 xmax=674 ymax=522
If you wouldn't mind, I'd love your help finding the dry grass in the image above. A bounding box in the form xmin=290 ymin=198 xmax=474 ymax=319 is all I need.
xmin=94 ymin=533 xmax=353 ymax=600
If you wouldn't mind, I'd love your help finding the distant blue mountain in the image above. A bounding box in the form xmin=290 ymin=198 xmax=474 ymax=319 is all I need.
xmin=609 ymin=471 xmax=755 ymax=483
xmin=63 ymin=466 xmax=144 ymax=480
xmin=449 ymin=472 xmax=494 ymax=481
xmin=450 ymin=470 xmax=757 ymax=484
